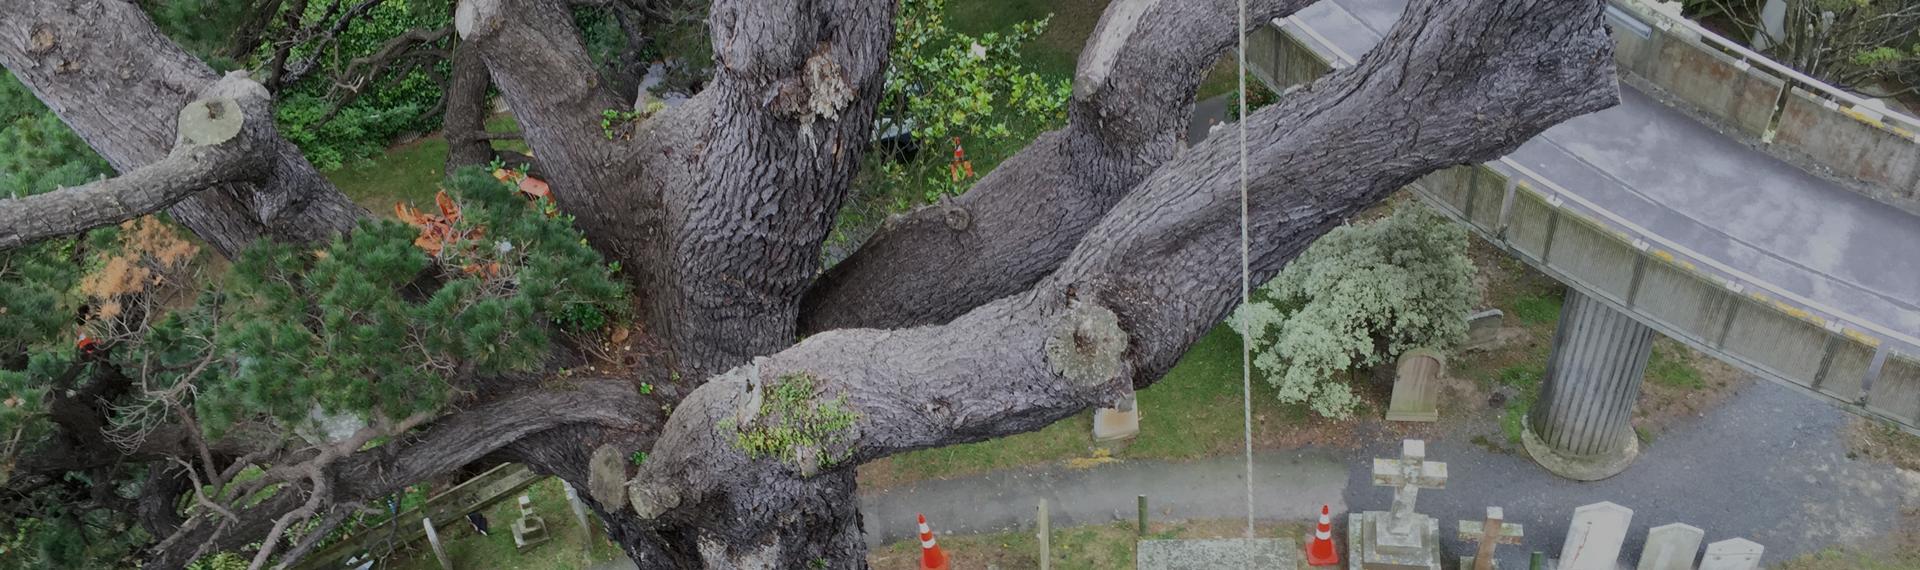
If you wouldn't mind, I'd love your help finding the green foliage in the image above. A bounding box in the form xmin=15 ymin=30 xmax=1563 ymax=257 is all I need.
xmin=1230 ymin=203 xmax=1476 ymax=418
xmin=630 ymin=450 xmax=648 ymax=465
xmin=1494 ymin=362 xmax=1545 ymax=443
xmin=146 ymin=0 xmax=255 ymax=66
xmin=1226 ymin=75 xmax=1281 ymax=121
xmin=729 ymin=372 xmax=859 ymax=471
xmin=165 ymin=168 xmax=624 ymax=435
xmin=876 ymin=0 xmax=1071 ymax=198
xmin=269 ymin=0 xmax=453 ymax=169
xmin=183 ymin=552 xmax=249 ymax=570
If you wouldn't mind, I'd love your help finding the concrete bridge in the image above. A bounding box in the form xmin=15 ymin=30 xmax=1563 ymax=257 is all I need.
xmin=1247 ymin=0 xmax=1920 ymax=479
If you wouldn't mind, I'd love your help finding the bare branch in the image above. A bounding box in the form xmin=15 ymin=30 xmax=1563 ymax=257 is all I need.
xmin=0 ymin=75 xmax=278 ymax=251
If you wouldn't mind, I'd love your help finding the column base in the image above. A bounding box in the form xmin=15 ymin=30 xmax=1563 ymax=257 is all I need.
xmin=1521 ymin=422 xmax=1639 ymax=481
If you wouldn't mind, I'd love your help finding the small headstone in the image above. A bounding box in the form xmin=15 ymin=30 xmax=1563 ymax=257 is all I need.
xmin=1557 ymin=502 xmax=1633 ymax=570
xmin=1635 ymin=523 xmax=1704 ymax=570
xmin=1698 ymin=538 xmax=1763 ymax=570
xmin=1464 ymin=309 xmax=1506 ymax=349
xmin=587 ymin=444 xmax=629 ymax=507
xmin=1093 ymin=394 xmax=1141 ymax=441
xmin=563 ymin=482 xmax=595 ymax=541
xmin=421 ymin=517 xmax=453 ymax=570
xmin=511 ymin=494 xmax=551 ymax=552
xmin=1386 ymin=349 xmax=1445 ymax=422
xmin=1136 ymin=538 xmax=1299 ymax=569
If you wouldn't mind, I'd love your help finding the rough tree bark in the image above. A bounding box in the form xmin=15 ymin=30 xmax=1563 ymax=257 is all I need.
xmin=0 ymin=74 xmax=277 ymax=249
xmin=617 ymin=0 xmax=1619 ymax=565
xmin=461 ymin=0 xmax=893 ymax=377
xmin=1 ymin=0 xmax=1619 ymax=568
xmin=0 ymin=0 xmax=367 ymax=256
xmin=799 ymin=0 xmax=1318 ymax=333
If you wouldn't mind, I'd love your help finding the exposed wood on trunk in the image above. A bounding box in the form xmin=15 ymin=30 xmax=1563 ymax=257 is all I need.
xmin=0 ymin=0 xmax=366 ymax=256
xmin=0 ymin=74 xmax=278 ymax=250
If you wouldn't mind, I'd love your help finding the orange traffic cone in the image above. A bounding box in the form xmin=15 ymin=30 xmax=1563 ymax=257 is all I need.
xmin=1307 ymin=505 xmax=1339 ymax=566
xmin=917 ymin=513 xmax=950 ymax=570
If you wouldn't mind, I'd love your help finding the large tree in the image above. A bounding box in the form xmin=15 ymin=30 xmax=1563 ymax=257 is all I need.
xmin=0 ymin=0 xmax=1620 ymax=567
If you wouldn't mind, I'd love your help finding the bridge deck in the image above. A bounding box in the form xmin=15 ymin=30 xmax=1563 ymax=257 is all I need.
xmin=1291 ymin=0 xmax=1920 ymax=345
xmin=1252 ymin=0 xmax=1920 ymax=429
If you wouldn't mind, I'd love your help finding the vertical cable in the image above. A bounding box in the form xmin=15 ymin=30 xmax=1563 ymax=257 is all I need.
xmin=1237 ymin=0 xmax=1256 ymax=540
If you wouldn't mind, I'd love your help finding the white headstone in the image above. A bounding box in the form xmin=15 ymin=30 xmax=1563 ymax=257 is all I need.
xmin=1699 ymin=538 xmax=1763 ymax=570
xmin=1636 ymin=523 xmax=1704 ymax=570
xmin=1558 ymin=502 xmax=1634 ymax=570
xmin=421 ymin=517 xmax=453 ymax=570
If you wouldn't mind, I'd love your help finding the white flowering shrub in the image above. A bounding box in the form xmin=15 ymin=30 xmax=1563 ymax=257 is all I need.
xmin=1231 ymin=202 xmax=1474 ymax=418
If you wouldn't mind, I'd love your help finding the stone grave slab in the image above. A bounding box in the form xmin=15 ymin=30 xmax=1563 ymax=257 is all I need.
xmin=1137 ymin=538 xmax=1299 ymax=569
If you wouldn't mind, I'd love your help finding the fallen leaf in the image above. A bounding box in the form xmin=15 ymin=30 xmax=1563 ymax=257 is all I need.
xmin=517 ymin=176 xmax=551 ymax=199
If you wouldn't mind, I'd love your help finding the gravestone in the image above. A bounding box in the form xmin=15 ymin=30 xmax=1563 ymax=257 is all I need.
xmin=1457 ymin=506 xmax=1524 ymax=570
xmin=1699 ymin=538 xmax=1763 ymax=570
xmin=1136 ymin=538 xmax=1300 ymax=569
xmin=1387 ymin=349 xmax=1445 ymax=422
xmin=421 ymin=517 xmax=453 ymax=570
xmin=511 ymin=494 xmax=551 ymax=552
xmin=1636 ymin=523 xmax=1704 ymax=570
xmin=1557 ymin=502 xmax=1633 ymax=570
xmin=1463 ymin=309 xmax=1507 ymax=351
xmin=1348 ymin=439 xmax=1446 ymax=570
xmin=1093 ymin=394 xmax=1141 ymax=442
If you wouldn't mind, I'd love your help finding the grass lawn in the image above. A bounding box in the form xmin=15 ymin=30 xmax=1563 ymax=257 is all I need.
xmin=382 ymin=477 xmax=626 ymax=570
xmin=859 ymin=325 xmax=1323 ymax=488
xmin=324 ymin=136 xmax=450 ymax=214
xmin=324 ymin=114 xmax=530 ymax=214
xmin=868 ymin=519 xmax=1311 ymax=569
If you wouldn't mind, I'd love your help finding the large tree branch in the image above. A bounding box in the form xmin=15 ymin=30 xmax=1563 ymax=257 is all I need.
xmin=0 ymin=0 xmax=366 ymax=256
xmin=632 ymin=0 xmax=1618 ymax=564
xmin=142 ymin=376 xmax=658 ymax=570
xmin=0 ymin=75 xmax=278 ymax=250
xmin=463 ymin=0 xmax=896 ymax=377
xmin=798 ymin=0 xmax=1316 ymax=333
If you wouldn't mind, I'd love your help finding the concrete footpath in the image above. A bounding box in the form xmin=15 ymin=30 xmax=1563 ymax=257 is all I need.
xmin=859 ymin=451 xmax=1349 ymax=548
xmin=587 ymin=377 xmax=1914 ymax=569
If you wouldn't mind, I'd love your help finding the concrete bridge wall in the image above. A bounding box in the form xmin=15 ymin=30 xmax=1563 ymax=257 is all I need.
xmin=1608 ymin=1 xmax=1920 ymax=217
xmin=1246 ymin=10 xmax=1920 ymax=432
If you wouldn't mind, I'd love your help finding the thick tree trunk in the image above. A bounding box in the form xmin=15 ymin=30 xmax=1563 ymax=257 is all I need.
xmin=462 ymin=0 xmax=893 ymax=378
xmin=621 ymin=0 xmax=1618 ymax=567
xmin=442 ymin=39 xmax=502 ymax=172
xmin=0 ymin=0 xmax=366 ymax=256
xmin=5 ymin=0 xmax=1619 ymax=567
xmin=799 ymin=0 xmax=1317 ymax=333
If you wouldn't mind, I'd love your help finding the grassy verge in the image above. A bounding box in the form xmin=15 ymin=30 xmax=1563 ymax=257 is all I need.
xmin=382 ymin=477 xmax=625 ymax=570
xmin=1777 ymin=541 xmax=1920 ymax=570
xmin=1847 ymin=417 xmax=1920 ymax=470
xmin=868 ymin=519 xmax=1311 ymax=569
xmin=859 ymin=325 xmax=1328 ymax=488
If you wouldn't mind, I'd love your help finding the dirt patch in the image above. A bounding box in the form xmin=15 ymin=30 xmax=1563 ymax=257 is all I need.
xmin=1632 ymin=338 xmax=1749 ymax=440
xmin=1847 ymin=418 xmax=1920 ymax=472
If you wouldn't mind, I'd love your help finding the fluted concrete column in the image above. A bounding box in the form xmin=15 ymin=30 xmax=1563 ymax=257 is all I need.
xmin=1522 ymin=290 xmax=1654 ymax=481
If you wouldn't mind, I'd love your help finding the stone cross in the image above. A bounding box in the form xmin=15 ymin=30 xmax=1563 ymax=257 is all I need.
xmin=1558 ymin=502 xmax=1634 ymax=570
xmin=1699 ymin=538 xmax=1763 ymax=570
xmin=1635 ymin=523 xmax=1704 ymax=570
xmin=1371 ymin=439 xmax=1448 ymax=541
xmin=1457 ymin=506 xmax=1524 ymax=570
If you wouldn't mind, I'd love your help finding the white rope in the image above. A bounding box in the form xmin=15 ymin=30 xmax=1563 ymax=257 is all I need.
xmin=1236 ymin=0 xmax=1256 ymax=540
